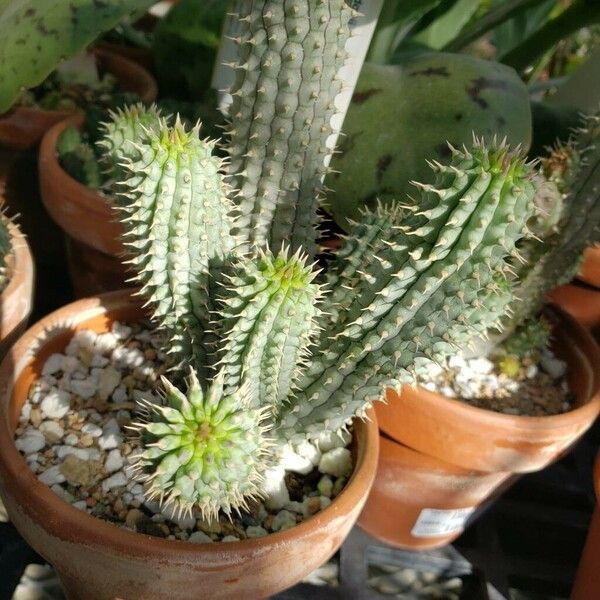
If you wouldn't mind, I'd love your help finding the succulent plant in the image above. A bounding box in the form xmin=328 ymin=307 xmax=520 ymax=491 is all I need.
xmin=0 ymin=212 xmax=13 ymax=293
xmin=106 ymin=3 xmax=598 ymax=523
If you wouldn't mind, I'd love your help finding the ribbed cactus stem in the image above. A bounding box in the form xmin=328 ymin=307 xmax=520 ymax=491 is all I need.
xmin=278 ymin=143 xmax=538 ymax=441
xmin=510 ymin=112 xmax=600 ymax=328
xmin=132 ymin=370 xmax=270 ymax=521
xmin=110 ymin=117 xmax=238 ymax=371
xmin=218 ymin=249 xmax=323 ymax=411
xmin=226 ymin=0 xmax=353 ymax=257
xmin=98 ymin=103 xmax=163 ymax=182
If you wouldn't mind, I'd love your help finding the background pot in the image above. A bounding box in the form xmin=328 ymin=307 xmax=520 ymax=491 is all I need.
xmin=39 ymin=117 xmax=129 ymax=298
xmin=548 ymin=283 xmax=600 ymax=336
xmin=358 ymin=435 xmax=514 ymax=549
xmin=578 ymin=245 xmax=600 ymax=289
xmin=0 ymin=290 xmax=379 ymax=600
xmin=0 ymin=222 xmax=35 ymax=358
xmin=359 ymin=306 xmax=600 ymax=549
xmin=0 ymin=48 xmax=157 ymax=151
xmin=571 ymin=452 xmax=600 ymax=599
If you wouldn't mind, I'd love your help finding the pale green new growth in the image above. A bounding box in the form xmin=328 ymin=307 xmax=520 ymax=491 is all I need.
xmin=134 ymin=370 xmax=270 ymax=521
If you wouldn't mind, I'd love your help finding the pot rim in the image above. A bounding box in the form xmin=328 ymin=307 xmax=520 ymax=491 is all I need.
xmin=39 ymin=115 xmax=113 ymax=215
xmin=381 ymin=304 xmax=600 ymax=432
xmin=0 ymin=290 xmax=379 ymax=560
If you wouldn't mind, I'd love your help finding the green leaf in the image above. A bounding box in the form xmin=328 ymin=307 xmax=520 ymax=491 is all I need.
xmin=413 ymin=0 xmax=481 ymax=49
xmin=443 ymin=0 xmax=553 ymax=52
xmin=152 ymin=0 xmax=227 ymax=100
xmin=0 ymin=0 xmax=155 ymax=113
xmin=493 ymin=0 xmax=558 ymax=58
xmin=367 ymin=0 xmax=444 ymax=64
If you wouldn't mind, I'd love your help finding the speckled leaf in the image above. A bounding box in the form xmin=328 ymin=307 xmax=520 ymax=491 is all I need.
xmin=0 ymin=0 xmax=155 ymax=112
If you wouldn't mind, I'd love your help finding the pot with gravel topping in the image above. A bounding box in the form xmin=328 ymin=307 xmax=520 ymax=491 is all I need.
xmin=0 ymin=291 xmax=379 ymax=600
xmin=359 ymin=306 xmax=600 ymax=549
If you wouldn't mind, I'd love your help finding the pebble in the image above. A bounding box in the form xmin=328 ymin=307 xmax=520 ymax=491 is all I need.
xmin=42 ymin=354 xmax=64 ymax=376
xmin=39 ymin=421 xmax=64 ymax=444
xmin=222 ymin=535 xmax=240 ymax=542
xmin=102 ymin=471 xmax=127 ymax=492
xmin=60 ymin=455 xmax=103 ymax=486
xmin=317 ymin=475 xmax=333 ymax=498
xmin=98 ymin=418 xmax=122 ymax=450
xmin=246 ymin=526 xmax=268 ymax=538
xmin=280 ymin=444 xmax=315 ymax=475
xmin=70 ymin=377 xmax=97 ymax=399
xmin=272 ymin=510 xmax=296 ymax=532
xmin=40 ymin=389 xmax=71 ymax=419
xmin=318 ymin=448 xmax=352 ymax=478
xmin=82 ymin=422 xmax=102 ymax=437
xmin=98 ymin=367 xmax=121 ymax=400
xmin=105 ymin=448 xmax=124 ymax=473
xmin=316 ymin=430 xmax=352 ymax=453
xmin=38 ymin=465 xmax=65 ymax=486
xmin=15 ymin=430 xmax=45 ymax=454
xmin=263 ymin=466 xmax=290 ymax=510
xmin=189 ymin=531 xmax=213 ymax=543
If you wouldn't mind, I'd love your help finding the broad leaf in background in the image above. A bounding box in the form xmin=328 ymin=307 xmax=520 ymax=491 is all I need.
xmin=152 ymin=0 xmax=227 ymax=101
xmin=367 ymin=0 xmax=444 ymax=64
xmin=413 ymin=0 xmax=481 ymax=50
xmin=549 ymin=49 xmax=600 ymax=112
xmin=0 ymin=0 xmax=155 ymax=113
xmin=493 ymin=0 xmax=559 ymax=58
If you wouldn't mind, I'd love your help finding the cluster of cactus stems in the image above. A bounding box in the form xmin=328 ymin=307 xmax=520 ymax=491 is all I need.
xmin=103 ymin=1 xmax=600 ymax=521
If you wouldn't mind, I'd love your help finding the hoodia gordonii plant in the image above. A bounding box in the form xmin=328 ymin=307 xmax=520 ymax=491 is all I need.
xmin=0 ymin=211 xmax=12 ymax=293
xmin=102 ymin=3 xmax=599 ymax=522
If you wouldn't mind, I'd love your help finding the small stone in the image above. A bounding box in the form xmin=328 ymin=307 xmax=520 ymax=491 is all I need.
xmin=42 ymin=353 xmax=65 ymax=376
xmin=284 ymin=501 xmax=307 ymax=516
xmin=61 ymin=355 xmax=80 ymax=374
xmin=98 ymin=367 xmax=121 ymax=401
xmin=39 ymin=421 xmax=64 ymax=444
xmin=221 ymin=535 xmax=240 ymax=542
xmin=16 ymin=430 xmax=45 ymax=454
xmin=81 ymin=422 xmax=103 ymax=437
xmin=189 ymin=531 xmax=213 ymax=544
xmin=40 ymin=389 xmax=71 ymax=419
xmin=317 ymin=475 xmax=333 ymax=498
xmin=271 ymin=510 xmax=296 ymax=532
xmin=393 ymin=568 xmax=417 ymax=586
xmin=197 ymin=518 xmax=222 ymax=535
xmin=468 ymin=357 xmax=494 ymax=374
xmin=70 ymin=377 xmax=97 ymax=400
xmin=111 ymin=385 xmax=128 ymax=403
xmin=263 ymin=466 xmax=290 ymax=510
xmin=316 ymin=430 xmax=352 ymax=453
xmin=125 ymin=508 xmax=144 ymax=529
xmin=541 ymin=353 xmax=567 ymax=378
xmin=60 ymin=455 xmax=103 ymax=486
xmin=79 ymin=434 xmax=94 ymax=447
xmin=280 ymin=443 xmax=314 ymax=475
xmin=64 ymin=432 xmax=79 ymax=446
xmin=318 ymin=448 xmax=352 ymax=478
xmin=246 ymin=526 xmax=268 ymax=538
xmin=72 ymin=500 xmax=88 ymax=511
xmin=332 ymin=477 xmax=346 ymax=497
xmin=98 ymin=418 xmax=123 ymax=450
xmin=112 ymin=322 xmax=132 ymax=339
xmin=320 ymin=496 xmax=331 ymax=510
xmin=38 ymin=465 xmax=66 ymax=485
xmin=306 ymin=496 xmax=321 ymax=515
xmin=105 ymin=449 xmax=124 ymax=473
xmin=95 ymin=332 xmax=119 ymax=354
xmin=101 ymin=471 xmax=127 ymax=492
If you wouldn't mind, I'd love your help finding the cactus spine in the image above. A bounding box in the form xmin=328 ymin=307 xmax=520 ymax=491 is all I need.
xmin=226 ymin=0 xmax=353 ymax=257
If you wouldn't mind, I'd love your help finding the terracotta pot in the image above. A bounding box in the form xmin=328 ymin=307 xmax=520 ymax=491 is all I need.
xmin=376 ymin=306 xmax=600 ymax=474
xmin=96 ymin=42 xmax=154 ymax=72
xmin=548 ymin=283 xmax=600 ymax=333
xmin=0 ymin=290 xmax=379 ymax=600
xmin=39 ymin=116 xmax=129 ymax=297
xmin=0 ymin=48 xmax=157 ymax=150
xmin=359 ymin=306 xmax=600 ymax=549
xmin=358 ymin=435 xmax=514 ymax=549
xmin=578 ymin=245 xmax=600 ymax=289
xmin=0 ymin=221 xmax=35 ymax=358
xmin=571 ymin=452 xmax=600 ymax=599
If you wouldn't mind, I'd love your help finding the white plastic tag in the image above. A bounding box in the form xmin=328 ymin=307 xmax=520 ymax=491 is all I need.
xmin=411 ymin=507 xmax=476 ymax=538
